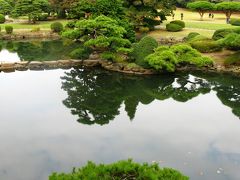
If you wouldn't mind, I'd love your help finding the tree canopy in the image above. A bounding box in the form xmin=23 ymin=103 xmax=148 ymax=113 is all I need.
xmin=215 ymin=2 xmax=240 ymax=23
xmin=187 ymin=1 xmax=215 ymax=20
xmin=12 ymin=0 xmax=50 ymax=23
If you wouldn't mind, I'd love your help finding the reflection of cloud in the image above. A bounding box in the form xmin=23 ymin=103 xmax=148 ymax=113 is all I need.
xmin=0 ymin=49 xmax=20 ymax=62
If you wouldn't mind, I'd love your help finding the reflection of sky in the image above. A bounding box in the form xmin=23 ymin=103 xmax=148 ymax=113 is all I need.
xmin=0 ymin=49 xmax=20 ymax=62
xmin=0 ymin=70 xmax=240 ymax=180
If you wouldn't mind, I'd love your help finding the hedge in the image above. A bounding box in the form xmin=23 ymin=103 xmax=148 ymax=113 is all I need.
xmin=166 ymin=23 xmax=183 ymax=32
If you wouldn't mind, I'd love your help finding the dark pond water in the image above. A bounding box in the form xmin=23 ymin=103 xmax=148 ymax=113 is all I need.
xmin=0 ymin=40 xmax=78 ymax=62
xmin=0 ymin=68 xmax=240 ymax=180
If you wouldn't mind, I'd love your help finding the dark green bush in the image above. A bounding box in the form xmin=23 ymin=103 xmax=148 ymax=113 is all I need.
xmin=70 ymin=47 xmax=91 ymax=60
xmin=5 ymin=25 xmax=13 ymax=34
xmin=190 ymin=40 xmax=223 ymax=53
xmin=166 ymin=23 xmax=183 ymax=32
xmin=145 ymin=44 xmax=213 ymax=72
xmin=37 ymin=14 xmax=48 ymax=21
xmin=230 ymin=19 xmax=240 ymax=26
xmin=221 ymin=33 xmax=240 ymax=50
xmin=65 ymin=21 xmax=76 ymax=29
xmin=224 ymin=51 xmax=240 ymax=66
xmin=212 ymin=28 xmax=240 ymax=40
xmin=50 ymin=22 xmax=63 ymax=33
xmin=184 ymin=32 xmax=200 ymax=41
xmin=170 ymin=20 xmax=185 ymax=28
xmin=49 ymin=159 xmax=189 ymax=180
xmin=131 ymin=36 xmax=158 ymax=68
xmin=0 ymin=14 xmax=5 ymax=24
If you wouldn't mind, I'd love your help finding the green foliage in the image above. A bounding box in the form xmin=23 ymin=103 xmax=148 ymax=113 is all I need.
xmin=215 ymin=2 xmax=240 ymax=22
xmin=62 ymin=16 xmax=132 ymax=61
xmin=187 ymin=1 xmax=215 ymax=20
xmin=12 ymin=0 xmax=50 ymax=23
xmin=230 ymin=19 xmax=240 ymax=26
xmin=124 ymin=0 xmax=175 ymax=30
xmin=49 ymin=159 xmax=189 ymax=180
xmin=70 ymin=47 xmax=91 ymax=59
xmin=5 ymin=25 xmax=13 ymax=34
xmin=37 ymin=14 xmax=48 ymax=21
xmin=50 ymin=22 xmax=63 ymax=33
xmin=212 ymin=28 xmax=240 ymax=40
xmin=184 ymin=32 xmax=200 ymax=41
xmin=221 ymin=33 xmax=240 ymax=50
xmin=190 ymin=40 xmax=223 ymax=53
xmin=131 ymin=36 xmax=158 ymax=68
xmin=0 ymin=14 xmax=5 ymax=24
xmin=145 ymin=44 xmax=213 ymax=72
xmin=187 ymin=34 xmax=209 ymax=42
xmin=139 ymin=27 xmax=150 ymax=33
xmin=65 ymin=21 xmax=76 ymax=29
xmin=166 ymin=23 xmax=183 ymax=32
xmin=224 ymin=51 xmax=240 ymax=66
xmin=0 ymin=0 xmax=12 ymax=15
xmin=170 ymin=20 xmax=185 ymax=28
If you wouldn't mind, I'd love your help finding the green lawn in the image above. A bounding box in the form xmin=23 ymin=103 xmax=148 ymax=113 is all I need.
xmin=149 ymin=8 xmax=240 ymax=39
xmin=0 ymin=20 xmax=70 ymax=30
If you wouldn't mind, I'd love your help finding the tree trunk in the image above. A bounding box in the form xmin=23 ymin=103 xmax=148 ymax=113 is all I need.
xmin=199 ymin=11 xmax=204 ymax=21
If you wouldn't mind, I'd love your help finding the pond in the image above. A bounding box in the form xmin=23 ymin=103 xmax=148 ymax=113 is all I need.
xmin=0 ymin=40 xmax=79 ymax=62
xmin=0 ymin=66 xmax=240 ymax=180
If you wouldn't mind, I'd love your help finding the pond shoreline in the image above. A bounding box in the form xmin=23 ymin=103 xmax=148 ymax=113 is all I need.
xmin=0 ymin=58 xmax=240 ymax=76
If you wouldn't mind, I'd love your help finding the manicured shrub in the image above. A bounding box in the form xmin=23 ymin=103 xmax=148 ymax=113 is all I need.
xmin=65 ymin=21 xmax=76 ymax=29
xmin=145 ymin=44 xmax=213 ymax=72
xmin=49 ymin=159 xmax=189 ymax=180
xmin=131 ymin=36 xmax=158 ymax=68
xmin=187 ymin=34 xmax=209 ymax=42
xmin=50 ymin=22 xmax=63 ymax=33
xmin=0 ymin=14 xmax=5 ymax=24
xmin=166 ymin=23 xmax=183 ymax=32
xmin=190 ymin=40 xmax=223 ymax=53
xmin=69 ymin=47 xmax=91 ymax=60
xmin=170 ymin=20 xmax=185 ymax=28
xmin=212 ymin=28 xmax=240 ymax=40
xmin=37 ymin=14 xmax=48 ymax=21
xmin=230 ymin=19 xmax=240 ymax=26
xmin=5 ymin=25 xmax=13 ymax=34
xmin=184 ymin=32 xmax=200 ymax=41
xmin=224 ymin=52 xmax=240 ymax=66
xmin=221 ymin=33 xmax=240 ymax=50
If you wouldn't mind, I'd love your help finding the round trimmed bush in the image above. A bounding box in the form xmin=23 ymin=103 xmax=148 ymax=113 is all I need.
xmin=190 ymin=40 xmax=223 ymax=53
xmin=170 ymin=20 xmax=185 ymax=28
xmin=222 ymin=33 xmax=240 ymax=50
xmin=230 ymin=19 xmax=240 ymax=26
xmin=185 ymin=32 xmax=200 ymax=41
xmin=131 ymin=36 xmax=158 ymax=68
xmin=49 ymin=159 xmax=189 ymax=180
xmin=37 ymin=14 xmax=48 ymax=21
xmin=187 ymin=34 xmax=209 ymax=42
xmin=166 ymin=23 xmax=183 ymax=32
xmin=5 ymin=25 xmax=13 ymax=34
xmin=0 ymin=14 xmax=5 ymax=24
xmin=212 ymin=28 xmax=240 ymax=40
xmin=50 ymin=22 xmax=63 ymax=33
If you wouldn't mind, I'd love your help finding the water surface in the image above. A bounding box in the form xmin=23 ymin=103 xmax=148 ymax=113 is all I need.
xmin=0 ymin=68 xmax=240 ymax=180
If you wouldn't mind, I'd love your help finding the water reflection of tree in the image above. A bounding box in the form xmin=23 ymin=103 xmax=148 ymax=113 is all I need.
xmin=2 ymin=40 xmax=78 ymax=61
xmin=197 ymin=73 xmax=240 ymax=118
xmin=61 ymin=69 xmax=215 ymax=125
